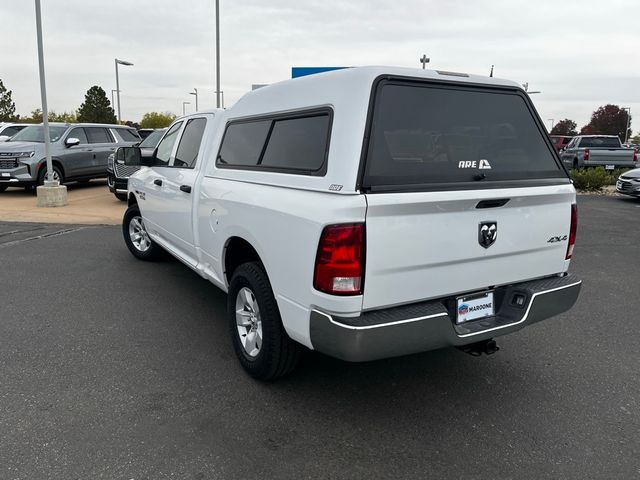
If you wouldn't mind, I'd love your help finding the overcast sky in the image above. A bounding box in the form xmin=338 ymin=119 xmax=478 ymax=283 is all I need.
xmin=2 ymin=0 xmax=639 ymax=133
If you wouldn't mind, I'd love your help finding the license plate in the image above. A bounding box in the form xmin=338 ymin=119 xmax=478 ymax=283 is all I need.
xmin=605 ymin=165 xmax=615 ymax=170
xmin=456 ymin=291 xmax=495 ymax=324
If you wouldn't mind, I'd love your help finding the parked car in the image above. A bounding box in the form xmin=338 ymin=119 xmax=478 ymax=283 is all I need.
xmin=549 ymin=135 xmax=573 ymax=153
xmin=559 ymin=135 xmax=637 ymax=169
xmin=107 ymin=128 xmax=167 ymax=200
xmin=118 ymin=66 xmax=581 ymax=380
xmin=137 ymin=129 xmax=155 ymax=140
xmin=0 ymin=123 xmax=34 ymax=141
xmin=615 ymin=168 xmax=640 ymax=197
xmin=0 ymin=123 xmax=140 ymax=191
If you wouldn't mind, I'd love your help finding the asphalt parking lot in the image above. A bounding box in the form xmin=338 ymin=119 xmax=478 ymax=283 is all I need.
xmin=1 ymin=194 xmax=639 ymax=479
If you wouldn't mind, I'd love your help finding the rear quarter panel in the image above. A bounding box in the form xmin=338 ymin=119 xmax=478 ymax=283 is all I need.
xmin=195 ymin=177 xmax=367 ymax=347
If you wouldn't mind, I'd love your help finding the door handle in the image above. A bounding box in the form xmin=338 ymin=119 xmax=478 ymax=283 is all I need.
xmin=179 ymin=185 xmax=192 ymax=194
xmin=153 ymin=179 xmax=163 ymax=187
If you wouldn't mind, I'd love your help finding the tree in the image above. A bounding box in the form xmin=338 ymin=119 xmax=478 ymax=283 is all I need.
xmin=77 ymin=86 xmax=117 ymax=124
xmin=0 ymin=79 xmax=17 ymax=121
xmin=140 ymin=112 xmax=176 ymax=129
xmin=630 ymin=134 xmax=640 ymax=145
xmin=550 ymin=119 xmax=578 ymax=136
xmin=19 ymin=109 xmax=77 ymax=123
xmin=581 ymin=104 xmax=631 ymax=141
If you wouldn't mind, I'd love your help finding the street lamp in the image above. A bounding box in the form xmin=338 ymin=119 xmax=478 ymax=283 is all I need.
xmin=189 ymin=88 xmax=198 ymax=111
xmin=548 ymin=119 xmax=555 ymax=131
xmin=114 ymin=58 xmax=133 ymax=123
xmin=522 ymin=82 xmax=541 ymax=95
xmin=182 ymin=101 xmax=191 ymax=115
xmin=419 ymin=54 xmax=430 ymax=69
xmin=622 ymin=107 xmax=631 ymax=144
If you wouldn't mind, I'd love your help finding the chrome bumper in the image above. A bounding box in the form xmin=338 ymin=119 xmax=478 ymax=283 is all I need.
xmin=310 ymin=274 xmax=582 ymax=362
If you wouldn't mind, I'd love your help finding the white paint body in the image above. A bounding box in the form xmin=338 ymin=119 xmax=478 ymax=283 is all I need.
xmin=128 ymin=66 xmax=576 ymax=350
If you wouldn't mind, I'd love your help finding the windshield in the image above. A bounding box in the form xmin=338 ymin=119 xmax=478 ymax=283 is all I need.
xmin=11 ymin=125 xmax=67 ymax=143
xmin=139 ymin=129 xmax=166 ymax=148
xmin=363 ymin=81 xmax=563 ymax=190
xmin=580 ymin=137 xmax=621 ymax=148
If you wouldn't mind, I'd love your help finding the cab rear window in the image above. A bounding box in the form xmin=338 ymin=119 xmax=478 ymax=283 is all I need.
xmin=362 ymin=81 xmax=565 ymax=191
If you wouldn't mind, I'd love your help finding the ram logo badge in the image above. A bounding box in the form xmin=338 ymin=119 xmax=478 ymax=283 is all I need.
xmin=479 ymin=221 xmax=498 ymax=248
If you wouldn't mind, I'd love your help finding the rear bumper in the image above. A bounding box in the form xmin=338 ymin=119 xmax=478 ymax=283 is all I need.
xmin=310 ymin=273 xmax=582 ymax=362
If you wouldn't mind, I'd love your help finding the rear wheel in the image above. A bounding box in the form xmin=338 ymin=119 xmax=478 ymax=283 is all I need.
xmin=122 ymin=205 xmax=162 ymax=260
xmin=572 ymin=158 xmax=579 ymax=169
xmin=227 ymin=262 xmax=301 ymax=380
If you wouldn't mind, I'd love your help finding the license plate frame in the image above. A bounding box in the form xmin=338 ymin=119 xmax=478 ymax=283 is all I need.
xmin=456 ymin=291 xmax=495 ymax=324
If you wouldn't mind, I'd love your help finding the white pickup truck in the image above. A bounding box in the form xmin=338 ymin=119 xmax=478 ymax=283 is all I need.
xmin=119 ymin=67 xmax=581 ymax=380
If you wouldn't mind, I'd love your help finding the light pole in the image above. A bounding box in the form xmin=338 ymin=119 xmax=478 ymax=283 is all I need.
xmin=34 ymin=0 xmax=66 ymax=206
xmin=419 ymin=54 xmax=430 ymax=69
xmin=215 ymin=0 xmax=221 ymax=108
xmin=111 ymin=89 xmax=120 ymax=115
xmin=114 ymin=58 xmax=133 ymax=123
xmin=182 ymin=101 xmax=191 ymax=115
xmin=548 ymin=119 xmax=555 ymax=131
xmin=189 ymin=88 xmax=198 ymax=111
xmin=622 ymin=107 xmax=631 ymax=144
xmin=215 ymin=90 xmax=224 ymax=109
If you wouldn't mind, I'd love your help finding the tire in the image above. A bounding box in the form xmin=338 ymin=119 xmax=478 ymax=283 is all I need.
xmin=37 ymin=164 xmax=63 ymax=186
xmin=122 ymin=205 xmax=162 ymax=261
xmin=227 ymin=262 xmax=301 ymax=380
xmin=115 ymin=192 xmax=128 ymax=202
xmin=0 ymin=185 xmax=7 ymax=193
xmin=572 ymin=159 xmax=579 ymax=169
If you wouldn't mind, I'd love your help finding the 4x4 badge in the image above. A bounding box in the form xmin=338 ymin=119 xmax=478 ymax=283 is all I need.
xmin=479 ymin=221 xmax=497 ymax=248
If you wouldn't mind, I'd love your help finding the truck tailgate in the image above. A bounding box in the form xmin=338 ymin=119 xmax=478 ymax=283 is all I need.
xmin=363 ymin=186 xmax=574 ymax=310
xmin=587 ymin=149 xmax=636 ymax=167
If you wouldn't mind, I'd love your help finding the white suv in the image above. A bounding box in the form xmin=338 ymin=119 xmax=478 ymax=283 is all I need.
xmin=119 ymin=66 xmax=582 ymax=380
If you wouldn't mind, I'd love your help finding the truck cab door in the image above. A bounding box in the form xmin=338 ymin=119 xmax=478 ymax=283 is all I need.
xmin=137 ymin=120 xmax=184 ymax=243
xmin=152 ymin=116 xmax=209 ymax=265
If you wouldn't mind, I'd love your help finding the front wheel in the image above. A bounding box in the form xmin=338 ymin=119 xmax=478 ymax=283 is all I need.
xmin=0 ymin=185 xmax=7 ymax=193
xmin=115 ymin=192 xmax=128 ymax=202
xmin=227 ymin=262 xmax=301 ymax=380
xmin=37 ymin=165 xmax=63 ymax=186
xmin=122 ymin=205 xmax=162 ymax=260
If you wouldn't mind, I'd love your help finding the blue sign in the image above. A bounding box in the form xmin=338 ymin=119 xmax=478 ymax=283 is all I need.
xmin=291 ymin=67 xmax=348 ymax=78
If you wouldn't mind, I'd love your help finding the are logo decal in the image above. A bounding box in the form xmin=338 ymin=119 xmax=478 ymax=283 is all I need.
xmin=458 ymin=304 xmax=469 ymax=315
xmin=458 ymin=159 xmax=492 ymax=169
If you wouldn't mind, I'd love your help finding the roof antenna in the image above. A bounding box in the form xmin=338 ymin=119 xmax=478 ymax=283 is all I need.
xmin=489 ymin=65 xmax=494 ymax=77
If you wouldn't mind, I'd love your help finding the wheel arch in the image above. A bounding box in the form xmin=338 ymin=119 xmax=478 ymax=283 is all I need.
xmin=223 ymin=236 xmax=264 ymax=286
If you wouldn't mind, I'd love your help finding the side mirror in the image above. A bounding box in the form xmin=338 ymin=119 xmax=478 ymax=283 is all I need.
xmin=0 ymin=135 xmax=10 ymax=142
xmin=115 ymin=146 xmax=147 ymax=166
xmin=65 ymin=137 xmax=80 ymax=147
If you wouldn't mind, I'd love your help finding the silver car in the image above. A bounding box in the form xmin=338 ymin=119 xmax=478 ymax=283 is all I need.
xmin=0 ymin=123 xmax=140 ymax=192
xmin=616 ymin=168 xmax=640 ymax=197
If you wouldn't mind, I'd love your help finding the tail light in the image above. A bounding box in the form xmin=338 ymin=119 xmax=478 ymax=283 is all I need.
xmin=566 ymin=204 xmax=577 ymax=259
xmin=583 ymin=149 xmax=589 ymax=162
xmin=314 ymin=224 xmax=365 ymax=295
xmin=634 ymin=149 xmax=638 ymax=163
